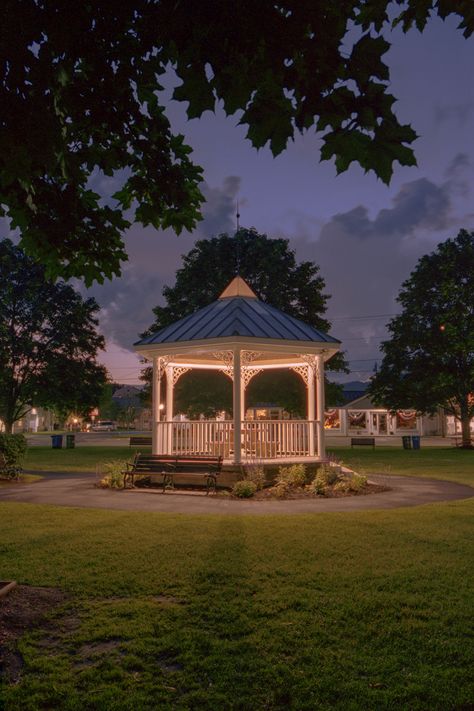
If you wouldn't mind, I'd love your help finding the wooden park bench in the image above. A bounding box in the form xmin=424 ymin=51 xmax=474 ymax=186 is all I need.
xmin=0 ymin=452 xmax=22 ymax=480
xmin=350 ymin=437 xmax=375 ymax=449
xmin=129 ymin=436 xmax=152 ymax=447
xmin=122 ymin=453 xmax=223 ymax=494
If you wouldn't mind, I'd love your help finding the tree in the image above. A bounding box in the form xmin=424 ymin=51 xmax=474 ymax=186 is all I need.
xmin=0 ymin=239 xmax=108 ymax=433
xmin=369 ymin=229 xmax=474 ymax=448
xmin=148 ymin=228 xmax=338 ymax=333
xmin=175 ymin=371 xmax=232 ymax=420
xmin=1 ymin=2 xmax=472 ymax=284
xmin=141 ymin=229 xmax=346 ymax=412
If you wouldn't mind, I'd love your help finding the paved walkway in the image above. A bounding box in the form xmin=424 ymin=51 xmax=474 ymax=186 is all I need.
xmin=0 ymin=471 xmax=473 ymax=515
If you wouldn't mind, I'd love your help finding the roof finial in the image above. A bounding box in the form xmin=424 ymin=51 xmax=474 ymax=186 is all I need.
xmin=235 ymin=199 xmax=242 ymax=275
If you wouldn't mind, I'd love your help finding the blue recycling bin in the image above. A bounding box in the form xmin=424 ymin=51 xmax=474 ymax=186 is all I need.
xmin=51 ymin=434 xmax=63 ymax=449
xmin=411 ymin=435 xmax=421 ymax=450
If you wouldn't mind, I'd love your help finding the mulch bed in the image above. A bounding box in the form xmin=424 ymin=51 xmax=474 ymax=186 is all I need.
xmin=251 ymin=481 xmax=391 ymax=500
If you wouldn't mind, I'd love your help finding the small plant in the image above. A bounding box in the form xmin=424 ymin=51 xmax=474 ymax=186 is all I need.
xmin=232 ymin=480 xmax=257 ymax=498
xmin=333 ymin=479 xmax=351 ymax=494
xmin=307 ymin=474 xmax=328 ymax=496
xmin=271 ymin=480 xmax=290 ymax=498
xmin=348 ymin=473 xmax=368 ymax=492
xmin=277 ymin=464 xmax=307 ymax=488
xmin=244 ymin=464 xmax=265 ymax=490
xmin=98 ymin=460 xmax=128 ymax=489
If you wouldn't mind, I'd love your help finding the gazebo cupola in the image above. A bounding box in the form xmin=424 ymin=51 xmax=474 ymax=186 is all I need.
xmin=134 ymin=277 xmax=341 ymax=463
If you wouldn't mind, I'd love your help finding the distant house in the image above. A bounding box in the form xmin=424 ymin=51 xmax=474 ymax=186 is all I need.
xmin=0 ymin=407 xmax=55 ymax=433
xmin=324 ymin=393 xmax=444 ymax=437
xmin=111 ymin=384 xmax=152 ymax=430
xmin=340 ymin=380 xmax=369 ymax=404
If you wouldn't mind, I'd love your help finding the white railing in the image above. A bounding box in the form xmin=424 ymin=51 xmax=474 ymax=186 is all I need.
xmin=154 ymin=420 xmax=321 ymax=459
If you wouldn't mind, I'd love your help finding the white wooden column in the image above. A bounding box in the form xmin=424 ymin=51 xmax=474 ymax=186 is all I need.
xmin=307 ymin=364 xmax=315 ymax=456
xmin=316 ymin=354 xmax=326 ymax=459
xmin=233 ymin=349 xmax=242 ymax=464
xmin=152 ymin=357 xmax=163 ymax=455
xmin=165 ymin=365 xmax=174 ymax=454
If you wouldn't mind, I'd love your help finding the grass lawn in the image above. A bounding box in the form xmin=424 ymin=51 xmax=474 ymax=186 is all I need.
xmin=3 ymin=445 xmax=473 ymax=707
xmin=23 ymin=446 xmax=139 ymax=473
xmin=330 ymin=446 xmax=474 ymax=487
xmin=0 ymin=498 xmax=473 ymax=710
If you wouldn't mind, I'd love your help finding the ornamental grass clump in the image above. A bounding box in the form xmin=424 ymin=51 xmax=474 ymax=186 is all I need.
xmin=333 ymin=473 xmax=368 ymax=494
xmin=232 ymin=480 xmax=257 ymax=498
xmin=244 ymin=464 xmax=265 ymax=490
xmin=98 ymin=460 xmax=128 ymax=489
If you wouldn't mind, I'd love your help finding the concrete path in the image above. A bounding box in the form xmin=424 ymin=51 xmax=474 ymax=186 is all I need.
xmin=0 ymin=471 xmax=473 ymax=515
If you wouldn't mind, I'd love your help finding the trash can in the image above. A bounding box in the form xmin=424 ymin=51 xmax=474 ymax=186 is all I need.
xmin=66 ymin=434 xmax=75 ymax=449
xmin=51 ymin=434 xmax=63 ymax=449
xmin=402 ymin=435 xmax=412 ymax=450
xmin=411 ymin=435 xmax=421 ymax=450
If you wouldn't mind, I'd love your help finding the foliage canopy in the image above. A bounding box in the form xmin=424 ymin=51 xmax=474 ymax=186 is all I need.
xmin=1 ymin=1 xmax=473 ymax=283
xmin=0 ymin=239 xmax=107 ymax=432
xmin=369 ymin=229 xmax=474 ymax=447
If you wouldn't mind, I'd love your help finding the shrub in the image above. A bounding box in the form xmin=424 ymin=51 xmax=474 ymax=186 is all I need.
xmin=271 ymin=480 xmax=290 ymax=498
xmin=314 ymin=464 xmax=340 ymax=486
xmin=333 ymin=479 xmax=351 ymax=494
xmin=0 ymin=433 xmax=27 ymax=467
xmin=98 ymin=460 xmax=128 ymax=489
xmin=307 ymin=474 xmax=328 ymax=496
xmin=244 ymin=465 xmax=265 ymax=490
xmin=348 ymin=473 xmax=368 ymax=492
xmin=232 ymin=480 xmax=257 ymax=498
xmin=277 ymin=464 xmax=307 ymax=488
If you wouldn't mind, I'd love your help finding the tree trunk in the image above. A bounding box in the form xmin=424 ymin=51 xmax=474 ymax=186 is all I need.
xmin=460 ymin=413 xmax=472 ymax=448
xmin=4 ymin=420 xmax=13 ymax=435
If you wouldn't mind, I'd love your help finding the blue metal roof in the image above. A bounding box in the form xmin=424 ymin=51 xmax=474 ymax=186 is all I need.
xmin=135 ymin=296 xmax=340 ymax=346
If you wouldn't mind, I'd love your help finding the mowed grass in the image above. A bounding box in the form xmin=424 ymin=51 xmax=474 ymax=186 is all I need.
xmin=23 ymin=446 xmax=141 ymax=473
xmin=1 ymin=498 xmax=474 ymax=710
xmin=329 ymin=446 xmax=474 ymax=486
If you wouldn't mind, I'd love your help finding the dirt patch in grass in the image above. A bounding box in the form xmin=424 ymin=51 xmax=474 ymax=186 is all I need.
xmin=0 ymin=584 xmax=67 ymax=682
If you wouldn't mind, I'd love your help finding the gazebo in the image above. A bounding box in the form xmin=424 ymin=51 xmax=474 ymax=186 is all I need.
xmin=134 ymin=277 xmax=341 ymax=464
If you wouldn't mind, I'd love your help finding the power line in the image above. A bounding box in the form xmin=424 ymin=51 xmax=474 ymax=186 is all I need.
xmin=330 ymin=313 xmax=397 ymax=321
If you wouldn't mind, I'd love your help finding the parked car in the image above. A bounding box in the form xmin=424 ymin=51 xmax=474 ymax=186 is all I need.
xmin=90 ymin=420 xmax=117 ymax=432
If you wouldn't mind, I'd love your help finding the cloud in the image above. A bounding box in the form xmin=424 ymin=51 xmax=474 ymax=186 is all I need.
xmin=289 ymin=164 xmax=474 ymax=380
xmin=434 ymin=101 xmax=474 ymax=126
xmin=86 ymin=176 xmax=241 ymax=351
xmin=199 ymin=176 xmax=241 ymax=236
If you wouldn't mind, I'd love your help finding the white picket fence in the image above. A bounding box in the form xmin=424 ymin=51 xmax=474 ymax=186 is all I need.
xmin=153 ymin=420 xmax=321 ymax=459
